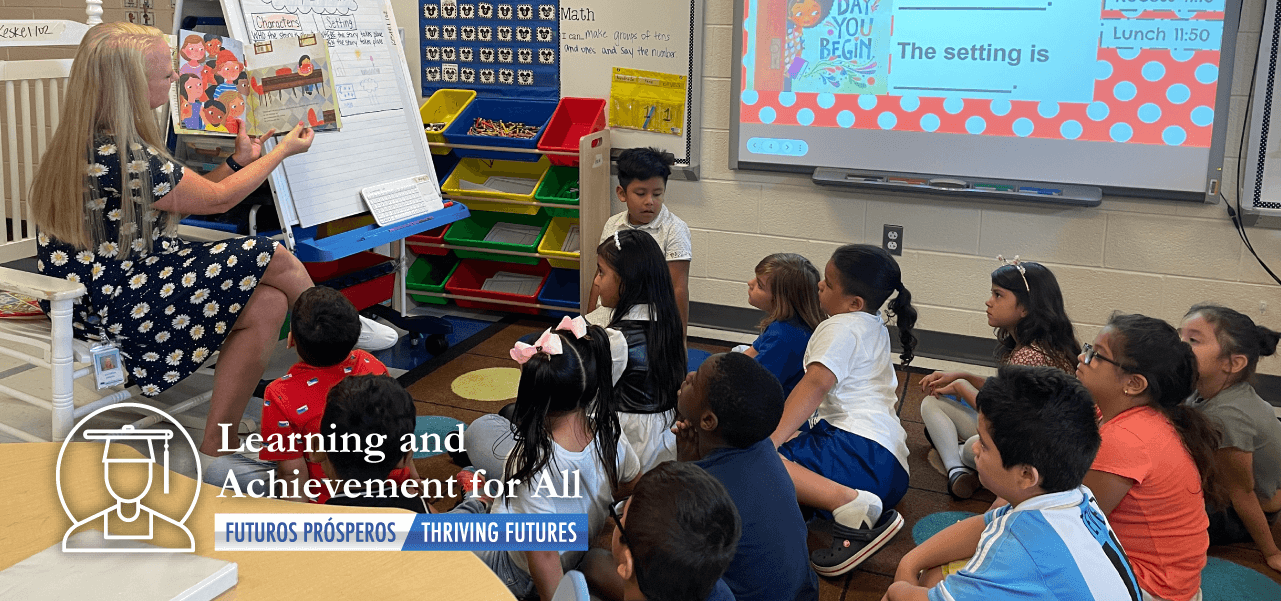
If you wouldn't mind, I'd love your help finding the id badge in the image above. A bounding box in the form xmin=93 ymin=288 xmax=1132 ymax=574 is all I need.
xmin=91 ymin=344 xmax=126 ymax=390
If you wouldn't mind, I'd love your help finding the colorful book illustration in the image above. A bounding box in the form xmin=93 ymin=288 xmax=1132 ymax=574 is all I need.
xmin=171 ymin=30 xmax=341 ymax=137
xmin=783 ymin=0 xmax=893 ymax=95
xmin=0 ymin=291 xmax=44 ymax=318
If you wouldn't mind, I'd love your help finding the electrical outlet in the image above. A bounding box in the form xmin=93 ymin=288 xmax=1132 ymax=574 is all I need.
xmin=883 ymin=224 xmax=904 ymax=256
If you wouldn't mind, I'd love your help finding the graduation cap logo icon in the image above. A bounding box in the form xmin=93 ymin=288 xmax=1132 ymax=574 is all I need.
xmin=58 ymin=403 xmax=200 ymax=553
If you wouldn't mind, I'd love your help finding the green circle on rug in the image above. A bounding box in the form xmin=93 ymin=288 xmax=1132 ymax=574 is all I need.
xmin=451 ymin=367 xmax=521 ymax=402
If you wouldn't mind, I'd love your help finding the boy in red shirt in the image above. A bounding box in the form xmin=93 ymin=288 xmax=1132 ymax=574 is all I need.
xmin=206 ymin=286 xmax=418 ymax=501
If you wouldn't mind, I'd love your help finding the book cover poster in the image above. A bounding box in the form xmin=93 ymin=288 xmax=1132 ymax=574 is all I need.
xmin=786 ymin=0 xmax=892 ymax=95
xmin=172 ymin=31 xmax=248 ymax=136
xmin=244 ymin=34 xmax=341 ymax=136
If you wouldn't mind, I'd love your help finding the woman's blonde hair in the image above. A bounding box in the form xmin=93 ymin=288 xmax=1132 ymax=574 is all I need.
xmin=755 ymin=253 xmax=824 ymax=332
xmin=30 ymin=22 xmax=179 ymax=255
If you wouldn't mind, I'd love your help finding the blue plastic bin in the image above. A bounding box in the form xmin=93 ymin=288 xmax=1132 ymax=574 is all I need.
xmin=443 ymin=98 xmax=558 ymax=162
xmin=537 ymin=268 xmax=580 ymax=319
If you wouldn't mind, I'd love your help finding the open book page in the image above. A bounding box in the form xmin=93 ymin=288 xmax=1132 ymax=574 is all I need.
xmin=170 ymin=31 xmax=247 ymax=137
xmin=243 ymin=34 xmax=342 ymax=136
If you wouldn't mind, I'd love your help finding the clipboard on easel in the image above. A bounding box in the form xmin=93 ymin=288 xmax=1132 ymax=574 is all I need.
xmin=209 ymin=0 xmax=468 ymax=263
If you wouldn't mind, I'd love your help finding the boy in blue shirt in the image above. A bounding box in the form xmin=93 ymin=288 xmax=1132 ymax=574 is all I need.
xmin=886 ymin=365 xmax=1142 ymax=601
xmin=674 ymin=352 xmax=819 ymax=601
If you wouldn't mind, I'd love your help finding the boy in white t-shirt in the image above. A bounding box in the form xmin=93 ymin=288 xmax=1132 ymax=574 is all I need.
xmin=888 ymin=365 xmax=1142 ymax=601
xmin=591 ymin=147 xmax=691 ymax=334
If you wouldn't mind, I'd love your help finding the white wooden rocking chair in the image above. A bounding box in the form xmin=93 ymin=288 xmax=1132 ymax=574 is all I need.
xmin=0 ymin=10 xmax=218 ymax=442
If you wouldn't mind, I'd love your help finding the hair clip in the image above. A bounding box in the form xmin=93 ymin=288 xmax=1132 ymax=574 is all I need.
xmin=510 ymin=329 xmax=563 ymax=364
xmin=996 ymin=255 xmax=1030 ymax=292
xmin=555 ymin=315 xmax=588 ymax=338
xmin=613 ymin=230 xmax=622 ymax=250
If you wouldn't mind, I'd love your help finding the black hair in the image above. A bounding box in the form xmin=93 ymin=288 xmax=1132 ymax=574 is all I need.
xmin=616 ymin=147 xmax=675 ymax=190
xmin=235 ymin=71 xmax=248 ymax=82
xmin=703 ymin=353 xmax=784 ymax=449
xmin=178 ymin=73 xmax=200 ymax=100
xmin=976 ymin=365 xmax=1100 ymax=492
xmin=203 ymin=98 xmax=226 ymax=113
xmin=320 ymin=374 xmax=415 ymax=481
xmin=1106 ymin=314 xmax=1226 ymax=508
xmin=505 ymin=326 xmax=622 ymax=490
xmin=1184 ymin=304 xmax=1281 ymax=387
xmin=991 ymin=261 xmax=1079 ymax=370
xmin=290 ymin=286 xmax=361 ymax=367
xmin=203 ymin=33 xmax=220 ymax=43
xmin=595 ymin=229 xmax=686 ymax=412
xmin=299 ymin=55 xmax=312 ymax=66
xmin=788 ymin=0 xmax=835 ymax=24
xmin=625 ymin=462 xmax=740 ymax=601
xmin=829 ymin=244 xmax=918 ymax=365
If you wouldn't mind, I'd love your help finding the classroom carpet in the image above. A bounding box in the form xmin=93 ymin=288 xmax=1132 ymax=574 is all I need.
xmin=398 ymin=324 xmax=1281 ymax=598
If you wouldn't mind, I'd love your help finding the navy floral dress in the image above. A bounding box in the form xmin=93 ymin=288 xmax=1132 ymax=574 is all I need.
xmin=37 ymin=136 xmax=275 ymax=397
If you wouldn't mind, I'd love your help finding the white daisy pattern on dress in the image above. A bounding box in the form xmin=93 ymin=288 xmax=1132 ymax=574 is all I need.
xmin=38 ymin=136 xmax=271 ymax=398
xmin=166 ymin=350 xmax=184 ymax=366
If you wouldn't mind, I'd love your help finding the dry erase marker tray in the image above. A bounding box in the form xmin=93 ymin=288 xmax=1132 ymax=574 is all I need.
xmin=420 ymin=89 xmax=476 ymax=156
xmin=288 ymin=202 xmax=470 ymax=263
xmin=538 ymin=97 xmax=607 ymax=167
xmin=442 ymin=157 xmax=551 ymax=215
xmin=533 ymin=166 xmax=580 ymax=218
xmin=407 ymin=253 xmax=461 ymax=305
xmin=443 ymin=210 xmax=551 ymax=265
xmin=445 ymin=259 xmax=551 ymax=315
xmin=443 ymin=98 xmax=558 ymax=162
xmin=537 ymin=217 xmax=581 ymax=270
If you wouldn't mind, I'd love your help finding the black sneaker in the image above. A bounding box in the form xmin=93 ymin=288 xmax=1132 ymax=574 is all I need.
xmin=947 ymin=467 xmax=980 ymax=499
xmin=810 ymin=510 xmax=904 ymax=577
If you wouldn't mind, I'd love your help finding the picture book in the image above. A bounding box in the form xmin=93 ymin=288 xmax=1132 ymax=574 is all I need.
xmin=0 ymin=291 xmax=42 ymax=318
xmin=171 ymin=30 xmax=341 ymax=137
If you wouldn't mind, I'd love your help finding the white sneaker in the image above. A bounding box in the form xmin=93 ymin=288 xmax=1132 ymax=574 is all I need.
xmin=356 ymin=315 xmax=398 ymax=351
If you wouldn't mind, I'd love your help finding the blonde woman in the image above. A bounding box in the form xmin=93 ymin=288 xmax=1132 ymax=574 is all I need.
xmin=31 ymin=23 xmax=324 ymax=462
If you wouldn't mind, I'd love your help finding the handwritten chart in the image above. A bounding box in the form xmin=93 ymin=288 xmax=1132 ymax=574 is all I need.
xmin=240 ymin=0 xmax=401 ymax=116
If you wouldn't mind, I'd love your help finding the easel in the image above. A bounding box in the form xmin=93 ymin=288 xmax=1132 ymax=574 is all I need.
xmin=172 ymin=0 xmax=469 ymax=350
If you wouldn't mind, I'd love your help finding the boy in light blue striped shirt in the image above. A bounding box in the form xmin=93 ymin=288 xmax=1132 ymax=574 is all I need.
xmin=887 ymin=365 xmax=1142 ymax=601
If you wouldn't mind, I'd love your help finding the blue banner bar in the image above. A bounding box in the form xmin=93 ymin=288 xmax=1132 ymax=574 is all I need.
xmin=402 ymin=513 xmax=589 ymax=551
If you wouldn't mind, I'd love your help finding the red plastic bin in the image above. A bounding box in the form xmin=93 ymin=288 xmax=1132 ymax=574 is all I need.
xmin=303 ymin=251 xmax=395 ymax=311
xmin=537 ymin=97 xmax=606 ymax=167
xmin=406 ymin=224 xmax=452 ymax=256
xmin=444 ymin=259 xmax=550 ymax=315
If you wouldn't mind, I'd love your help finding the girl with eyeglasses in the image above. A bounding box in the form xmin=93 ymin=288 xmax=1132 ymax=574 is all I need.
xmin=1078 ymin=314 xmax=1223 ymax=601
xmin=1180 ymin=305 xmax=1281 ymax=573
xmin=918 ymin=259 xmax=1080 ymax=499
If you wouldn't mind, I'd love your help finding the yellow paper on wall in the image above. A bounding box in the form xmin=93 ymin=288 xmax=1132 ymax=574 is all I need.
xmin=608 ymin=67 xmax=686 ymax=137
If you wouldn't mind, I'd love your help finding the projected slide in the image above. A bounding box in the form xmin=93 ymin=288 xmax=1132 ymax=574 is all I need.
xmin=741 ymin=0 xmax=1226 ymax=151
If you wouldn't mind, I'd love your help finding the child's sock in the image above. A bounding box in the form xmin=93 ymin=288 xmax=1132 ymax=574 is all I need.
xmin=197 ymin=451 xmax=218 ymax=474
xmin=833 ymin=490 xmax=883 ymax=530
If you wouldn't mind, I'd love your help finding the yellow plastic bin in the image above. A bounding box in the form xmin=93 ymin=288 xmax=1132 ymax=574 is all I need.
xmin=442 ymin=157 xmax=551 ymax=215
xmin=420 ymin=89 xmax=476 ymax=155
xmin=537 ymin=217 xmax=581 ymax=270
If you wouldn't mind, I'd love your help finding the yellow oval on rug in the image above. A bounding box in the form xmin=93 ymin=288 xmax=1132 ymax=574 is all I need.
xmin=451 ymin=367 xmax=521 ymax=402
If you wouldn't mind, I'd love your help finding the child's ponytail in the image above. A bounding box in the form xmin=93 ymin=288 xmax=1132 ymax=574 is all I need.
xmin=583 ymin=324 xmax=622 ymax=489
xmin=505 ymin=326 xmax=621 ymax=488
xmin=889 ymin=282 xmax=918 ymax=366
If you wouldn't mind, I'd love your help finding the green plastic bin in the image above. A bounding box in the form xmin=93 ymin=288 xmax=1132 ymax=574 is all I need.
xmin=406 ymin=254 xmax=460 ymax=305
xmin=442 ymin=211 xmax=551 ymax=265
xmin=533 ymin=166 xmax=580 ymax=219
